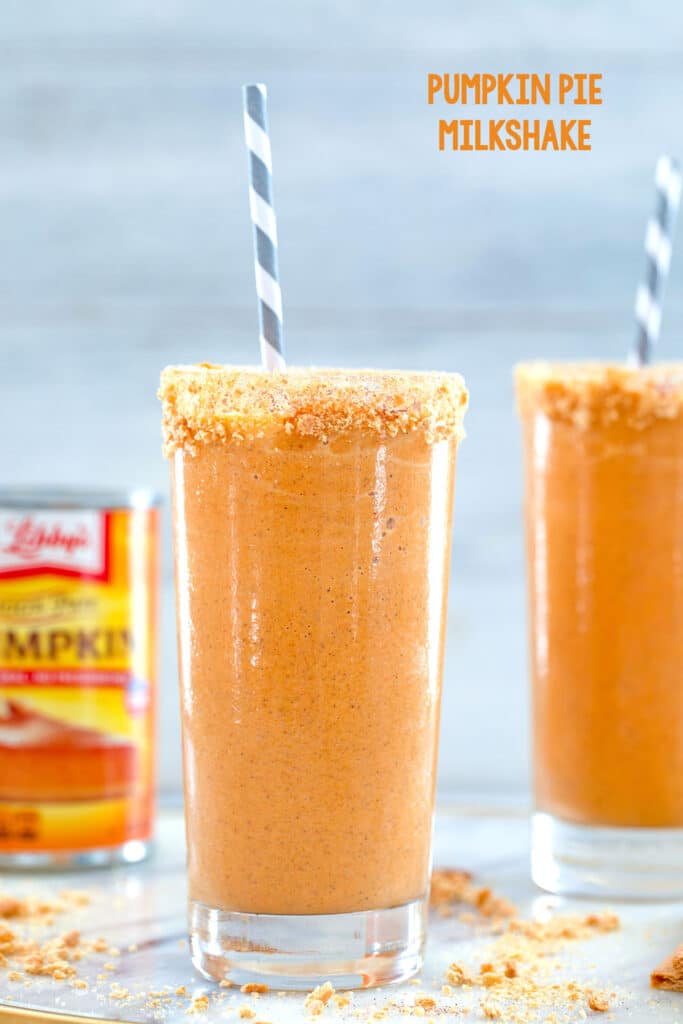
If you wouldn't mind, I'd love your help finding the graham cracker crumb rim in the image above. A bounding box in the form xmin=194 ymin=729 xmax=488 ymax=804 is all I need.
xmin=515 ymin=360 xmax=683 ymax=429
xmin=159 ymin=364 xmax=468 ymax=455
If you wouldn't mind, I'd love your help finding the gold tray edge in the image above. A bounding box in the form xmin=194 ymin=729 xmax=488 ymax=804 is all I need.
xmin=0 ymin=1004 xmax=136 ymax=1024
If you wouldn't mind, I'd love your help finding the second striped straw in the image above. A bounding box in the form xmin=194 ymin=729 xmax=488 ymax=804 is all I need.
xmin=633 ymin=155 xmax=682 ymax=365
xmin=243 ymin=83 xmax=286 ymax=372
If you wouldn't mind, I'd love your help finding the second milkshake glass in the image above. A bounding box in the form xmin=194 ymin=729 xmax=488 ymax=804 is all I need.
xmin=160 ymin=365 xmax=468 ymax=988
xmin=516 ymin=361 xmax=683 ymax=898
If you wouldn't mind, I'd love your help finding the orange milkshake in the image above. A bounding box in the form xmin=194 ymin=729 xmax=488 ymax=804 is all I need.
xmin=160 ymin=365 xmax=467 ymax=987
xmin=516 ymin=361 xmax=683 ymax=896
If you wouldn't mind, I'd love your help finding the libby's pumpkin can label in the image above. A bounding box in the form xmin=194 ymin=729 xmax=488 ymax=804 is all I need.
xmin=0 ymin=490 xmax=159 ymax=865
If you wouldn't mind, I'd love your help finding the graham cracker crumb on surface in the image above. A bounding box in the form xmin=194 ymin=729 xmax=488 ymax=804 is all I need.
xmin=652 ymin=941 xmax=683 ymax=991
xmin=476 ymin=887 xmax=518 ymax=919
xmin=219 ymin=978 xmax=235 ymax=988
xmin=159 ymin=365 xmax=468 ymax=455
xmin=481 ymin=972 xmax=503 ymax=987
xmin=187 ymin=994 xmax=210 ymax=1013
xmin=61 ymin=891 xmax=91 ymax=906
xmin=508 ymin=910 xmax=620 ymax=944
xmin=430 ymin=868 xmax=516 ymax=921
xmin=0 ymin=890 xmax=90 ymax=925
xmin=587 ymin=992 xmax=609 ymax=1012
xmin=239 ymin=1009 xmax=256 ymax=1020
xmin=429 ymin=868 xmax=472 ymax=908
xmin=583 ymin=912 xmax=620 ymax=933
xmin=0 ymin=896 xmax=104 ymax=990
xmin=0 ymin=897 xmax=25 ymax=919
xmin=441 ymin=907 xmax=620 ymax=1021
xmin=241 ymin=982 xmax=269 ymax=994
xmin=414 ymin=996 xmax=437 ymax=1010
xmin=304 ymin=980 xmax=336 ymax=1014
xmin=445 ymin=962 xmax=473 ymax=986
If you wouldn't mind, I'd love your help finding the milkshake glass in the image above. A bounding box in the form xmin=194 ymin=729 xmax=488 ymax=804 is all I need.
xmin=159 ymin=365 xmax=468 ymax=988
xmin=516 ymin=361 xmax=683 ymax=897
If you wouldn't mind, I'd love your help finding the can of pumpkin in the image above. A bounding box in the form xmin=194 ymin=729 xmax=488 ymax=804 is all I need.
xmin=0 ymin=489 xmax=159 ymax=867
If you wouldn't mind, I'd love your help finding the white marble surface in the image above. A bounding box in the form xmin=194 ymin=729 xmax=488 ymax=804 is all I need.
xmin=1 ymin=805 xmax=683 ymax=1022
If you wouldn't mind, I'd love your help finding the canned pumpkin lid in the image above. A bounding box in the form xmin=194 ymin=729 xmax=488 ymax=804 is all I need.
xmin=0 ymin=488 xmax=161 ymax=510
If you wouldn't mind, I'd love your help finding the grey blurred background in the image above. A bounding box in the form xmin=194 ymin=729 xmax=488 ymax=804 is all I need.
xmin=2 ymin=1 xmax=683 ymax=800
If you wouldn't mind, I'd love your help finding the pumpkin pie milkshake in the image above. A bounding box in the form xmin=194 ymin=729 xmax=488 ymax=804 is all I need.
xmin=516 ymin=361 xmax=683 ymax=897
xmin=160 ymin=365 xmax=467 ymax=987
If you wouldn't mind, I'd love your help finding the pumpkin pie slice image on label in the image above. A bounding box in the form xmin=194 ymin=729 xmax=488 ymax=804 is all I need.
xmin=0 ymin=699 xmax=139 ymax=803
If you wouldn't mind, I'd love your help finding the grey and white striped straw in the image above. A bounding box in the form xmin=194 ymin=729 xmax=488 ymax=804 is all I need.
xmin=633 ymin=155 xmax=682 ymax=365
xmin=243 ymin=83 xmax=286 ymax=372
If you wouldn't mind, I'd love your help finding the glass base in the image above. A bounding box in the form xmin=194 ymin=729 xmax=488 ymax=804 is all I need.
xmin=532 ymin=811 xmax=683 ymax=899
xmin=0 ymin=838 xmax=151 ymax=871
xmin=189 ymin=897 xmax=426 ymax=990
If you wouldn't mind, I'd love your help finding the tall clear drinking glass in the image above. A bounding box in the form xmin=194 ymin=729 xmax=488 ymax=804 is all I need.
xmin=516 ymin=361 xmax=683 ymax=898
xmin=160 ymin=365 xmax=468 ymax=988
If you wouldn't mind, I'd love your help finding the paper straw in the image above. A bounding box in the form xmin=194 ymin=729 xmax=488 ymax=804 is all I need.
xmin=633 ymin=155 xmax=682 ymax=365
xmin=243 ymin=84 xmax=286 ymax=372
